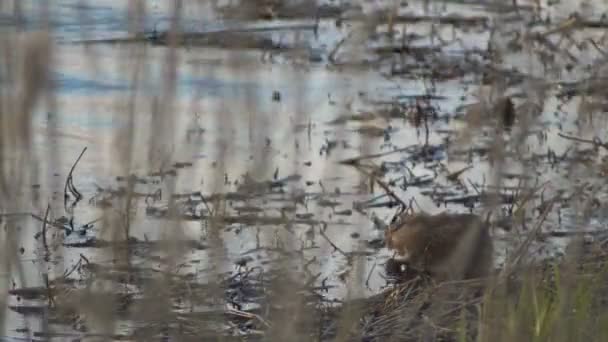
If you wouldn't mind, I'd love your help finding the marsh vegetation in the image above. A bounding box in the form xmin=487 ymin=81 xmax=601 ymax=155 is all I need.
xmin=2 ymin=0 xmax=608 ymax=341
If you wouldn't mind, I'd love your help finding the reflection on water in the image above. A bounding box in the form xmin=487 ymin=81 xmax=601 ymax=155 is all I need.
xmin=2 ymin=0 xmax=608 ymax=340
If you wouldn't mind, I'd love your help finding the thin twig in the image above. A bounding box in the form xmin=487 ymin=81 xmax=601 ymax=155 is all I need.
xmin=61 ymin=257 xmax=83 ymax=279
xmin=328 ymin=31 xmax=352 ymax=65
xmin=501 ymin=195 xmax=558 ymax=277
xmin=41 ymin=204 xmax=50 ymax=254
xmin=64 ymin=147 xmax=87 ymax=211
xmin=365 ymin=262 xmax=377 ymax=289
xmin=30 ymin=213 xmax=66 ymax=231
xmin=319 ymin=225 xmax=348 ymax=257
xmin=226 ymin=308 xmax=272 ymax=328
xmin=467 ymin=178 xmax=481 ymax=195
xmin=352 ymin=164 xmax=408 ymax=209
xmin=512 ymin=180 xmax=550 ymax=217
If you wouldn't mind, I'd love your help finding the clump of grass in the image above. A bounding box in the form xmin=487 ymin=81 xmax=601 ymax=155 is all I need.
xmin=480 ymin=246 xmax=608 ymax=342
xmin=357 ymin=240 xmax=608 ymax=342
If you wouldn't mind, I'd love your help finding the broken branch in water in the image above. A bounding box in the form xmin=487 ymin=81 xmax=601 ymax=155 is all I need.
xmin=558 ymin=133 xmax=608 ymax=151
xmin=350 ymin=163 xmax=408 ymax=209
xmin=64 ymin=147 xmax=87 ymax=212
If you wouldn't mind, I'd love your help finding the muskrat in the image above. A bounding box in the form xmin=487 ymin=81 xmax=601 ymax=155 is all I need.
xmin=385 ymin=212 xmax=494 ymax=281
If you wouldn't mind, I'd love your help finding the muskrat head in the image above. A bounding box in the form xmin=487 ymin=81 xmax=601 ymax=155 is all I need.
xmin=385 ymin=213 xmax=428 ymax=258
xmin=385 ymin=211 xmax=406 ymax=249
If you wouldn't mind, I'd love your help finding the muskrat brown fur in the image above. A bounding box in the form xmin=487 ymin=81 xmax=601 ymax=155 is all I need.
xmin=385 ymin=212 xmax=494 ymax=281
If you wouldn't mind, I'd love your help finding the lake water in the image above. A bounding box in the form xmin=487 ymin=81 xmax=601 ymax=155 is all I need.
xmin=2 ymin=0 xmax=608 ymax=340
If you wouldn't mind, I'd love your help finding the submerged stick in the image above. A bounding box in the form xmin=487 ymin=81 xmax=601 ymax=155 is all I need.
xmin=558 ymin=133 xmax=608 ymax=151
xmin=338 ymin=145 xmax=413 ymax=165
